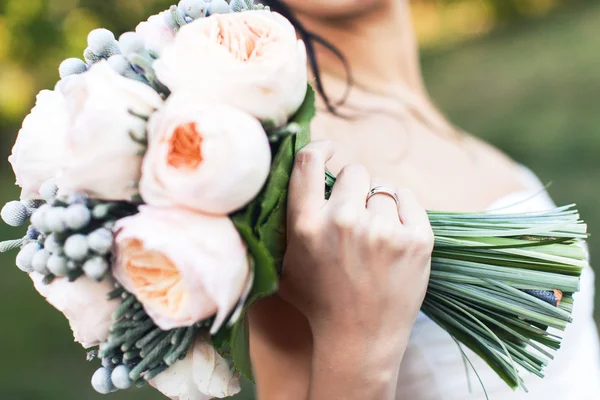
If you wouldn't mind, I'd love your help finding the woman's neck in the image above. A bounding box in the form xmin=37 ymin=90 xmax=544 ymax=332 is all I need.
xmin=295 ymin=1 xmax=426 ymax=98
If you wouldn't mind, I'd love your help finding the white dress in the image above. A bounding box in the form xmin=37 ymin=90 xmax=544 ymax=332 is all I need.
xmin=396 ymin=167 xmax=600 ymax=399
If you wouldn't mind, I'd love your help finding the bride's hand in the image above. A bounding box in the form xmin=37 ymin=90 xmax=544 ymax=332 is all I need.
xmin=281 ymin=140 xmax=433 ymax=399
xmin=282 ymin=139 xmax=433 ymax=337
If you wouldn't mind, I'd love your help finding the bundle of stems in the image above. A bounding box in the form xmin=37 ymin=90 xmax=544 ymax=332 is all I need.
xmin=325 ymin=170 xmax=586 ymax=391
xmin=423 ymin=204 xmax=587 ymax=392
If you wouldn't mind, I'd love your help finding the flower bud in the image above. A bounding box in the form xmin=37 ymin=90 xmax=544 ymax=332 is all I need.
xmin=230 ymin=0 xmax=250 ymax=12
xmin=44 ymin=233 xmax=62 ymax=255
xmin=92 ymin=204 xmax=112 ymax=220
xmin=65 ymin=234 xmax=89 ymax=261
xmin=88 ymin=228 xmax=113 ymax=255
xmin=83 ymin=48 xmax=102 ymax=64
xmin=47 ymin=254 xmax=69 ymax=276
xmin=111 ymin=365 xmax=132 ymax=390
xmin=88 ymin=29 xmax=120 ymax=57
xmin=31 ymin=204 xmax=52 ymax=233
xmin=107 ymin=54 xmax=133 ymax=75
xmin=39 ymin=179 xmax=58 ymax=203
xmin=65 ymin=204 xmax=92 ymax=231
xmin=32 ymin=249 xmax=51 ymax=274
xmin=179 ymin=0 xmax=208 ymax=19
xmin=208 ymin=0 xmax=231 ymax=15
xmin=118 ymin=32 xmax=146 ymax=57
xmin=92 ymin=367 xmax=115 ymax=394
xmin=59 ymin=58 xmax=88 ymax=79
xmin=17 ymin=242 xmax=41 ymax=273
xmin=44 ymin=207 xmax=68 ymax=233
xmin=26 ymin=226 xmax=40 ymax=240
xmin=83 ymin=257 xmax=109 ymax=281
xmin=1 ymin=201 xmax=31 ymax=227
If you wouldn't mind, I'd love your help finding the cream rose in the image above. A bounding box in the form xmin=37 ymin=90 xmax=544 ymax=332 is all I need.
xmin=9 ymin=90 xmax=69 ymax=200
xmin=30 ymin=273 xmax=119 ymax=349
xmin=135 ymin=9 xmax=176 ymax=56
xmin=150 ymin=333 xmax=240 ymax=399
xmin=140 ymin=93 xmax=271 ymax=215
xmin=113 ymin=206 xmax=251 ymax=332
xmin=57 ymin=61 xmax=163 ymax=201
xmin=154 ymin=10 xmax=308 ymax=127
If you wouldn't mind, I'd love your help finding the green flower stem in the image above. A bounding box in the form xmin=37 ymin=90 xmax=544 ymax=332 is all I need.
xmin=120 ymin=319 xmax=155 ymax=352
xmin=140 ymin=331 xmax=169 ymax=359
xmin=164 ymin=327 xmax=196 ymax=366
xmin=144 ymin=364 xmax=169 ymax=381
xmin=107 ymin=287 xmax=124 ymax=300
xmin=170 ymin=328 xmax=185 ymax=346
xmin=123 ymin=350 xmax=140 ymax=362
xmin=111 ymin=320 xmax=142 ymax=331
xmin=112 ymin=295 xmax=137 ymax=321
xmin=132 ymin=309 xmax=147 ymax=321
xmin=135 ymin=327 xmax=163 ymax=350
xmin=130 ymin=331 xmax=174 ymax=381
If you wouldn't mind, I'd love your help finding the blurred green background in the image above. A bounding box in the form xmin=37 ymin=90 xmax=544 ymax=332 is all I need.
xmin=0 ymin=0 xmax=598 ymax=398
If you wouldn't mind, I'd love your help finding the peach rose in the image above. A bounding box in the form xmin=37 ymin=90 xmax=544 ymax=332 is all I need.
xmin=154 ymin=10 xmax=307 ymax=127
xmin=113 ymin=206 xmax=251 ymax=333
xmin=150 ymin=333 xmax=240 ymax=399
xmin=9 ymin=89 xmax=69 ymax=200
xmin=30 ymin=272 xmax=120 ymax=348
xmin=57 ymin=61 xmax=163 ymax=201
xmin=140 ymin=93 xmax=271 ymax=215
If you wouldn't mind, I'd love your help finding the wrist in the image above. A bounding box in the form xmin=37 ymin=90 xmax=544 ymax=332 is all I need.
xmin=309 ymin=325 xmax=408 ymax=400
xmin=311 ymin=319 xmax=409 ymax=379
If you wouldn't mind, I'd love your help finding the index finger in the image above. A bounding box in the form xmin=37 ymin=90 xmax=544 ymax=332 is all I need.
xmin=288 ymin=140 xmax=335 ymax=220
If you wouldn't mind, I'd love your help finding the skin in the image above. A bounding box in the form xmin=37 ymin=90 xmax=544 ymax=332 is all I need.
xmin=250 ymin=0 xmax=527 ymax=398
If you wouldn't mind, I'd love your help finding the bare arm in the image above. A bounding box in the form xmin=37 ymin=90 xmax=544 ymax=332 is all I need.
xmin=308 ymin=324 xmax=410 ymax=400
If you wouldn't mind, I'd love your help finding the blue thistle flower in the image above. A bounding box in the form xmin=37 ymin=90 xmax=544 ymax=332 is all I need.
xmin=1 ymin=201 xmax=31 ymax=227
xmin=208 ymin=0 xmax=231 ymax=15
xmin=88 ymin=28 xmax=121 ymax=58
xmin=59 ymin=58 xmax=88 ymax=78
xmin=179 ymin=0 xmax=209 ymax=19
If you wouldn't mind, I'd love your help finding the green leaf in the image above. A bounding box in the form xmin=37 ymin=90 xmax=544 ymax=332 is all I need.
xmin=232 ymin=214 xmax=278 ymax=305
xmin=257 ymin=194 xmax=288 ymax=269
xmin=292 ymin=84 xmax=315 ymax=154
xmin=254 ymin=84 xmax=316 ymax=271
xmin=257 ymin=134 xmax=294 ymax=229
xmin=231 ymin=317 xmax=251 ymax=380
xmin=220 ymin=84 xmax=317 ymax=383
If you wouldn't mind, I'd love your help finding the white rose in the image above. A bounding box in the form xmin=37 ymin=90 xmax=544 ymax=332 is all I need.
xmin=154 ymin=10 xmax=308 ymax=127
xmin=30 ymin=273 xmax=119 ymax=349
xmin=113 ymin=206 xmax=251 ymax=333
xmin=57 ymin=61 xmax=163 ymax=201
xmin=9 ymin=90 xmax=69 ymax=199
xmin=135 ymin=10 xmax=176 ymax=56
xmin=140 ymin=92 xmax=271 ymax=215
xmin=150 ymin=334 xmax=241 ymax=399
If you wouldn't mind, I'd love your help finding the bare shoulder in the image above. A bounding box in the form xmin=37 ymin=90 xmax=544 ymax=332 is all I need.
xmin=307 ymin=108 xmax=528 ymax=211
xmin=462 ymin=133 xmax=519 ymax=169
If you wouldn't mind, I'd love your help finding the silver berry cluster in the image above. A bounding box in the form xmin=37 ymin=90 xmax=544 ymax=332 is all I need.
xmin=57 ymin=0 xmax=265 ymax=95
xmin=89 ymin=287 xmax=212 ymax=394
xmin=1 ymin=180 xmax=137 ymax=283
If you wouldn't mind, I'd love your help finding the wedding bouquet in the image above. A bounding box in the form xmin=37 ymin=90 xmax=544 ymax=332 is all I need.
xmin=0 ymin=0 xmax=588 ymax=398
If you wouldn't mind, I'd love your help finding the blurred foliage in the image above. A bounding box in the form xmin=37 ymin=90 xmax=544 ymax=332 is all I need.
xmin=412 ymin=0 xmax=592 ymax=47
xmin=0 ymin=0 xmax=592 ymax=132
xmin=0 ymin=0 xmax=174 ymax=130
xmin=0 ymin=0 xmax=599 ymax=399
